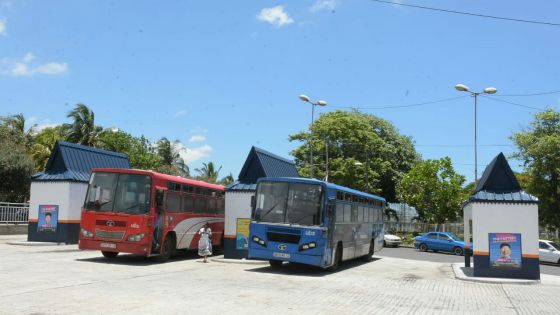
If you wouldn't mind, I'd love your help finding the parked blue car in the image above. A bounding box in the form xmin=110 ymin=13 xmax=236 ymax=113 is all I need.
xmin=414 ymin=232 xmax=468 ymax=256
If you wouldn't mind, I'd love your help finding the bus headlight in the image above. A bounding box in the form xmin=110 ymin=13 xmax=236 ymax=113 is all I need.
xmin=81 ymin=228 xmax=93 ymax=238
xmin=127 ymin=233 xmax=145 ymax=242
xmin=299 ymin=242 xmax=317 ymax=251
xmin=251 ymin=236 xmax=267 ymax=247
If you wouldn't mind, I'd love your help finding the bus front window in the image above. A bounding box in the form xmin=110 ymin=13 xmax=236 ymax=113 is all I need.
xmin=254 ymin=182 xmax=323 ymax=226
xmin=85 ymin=173 xmax=152 ymax=214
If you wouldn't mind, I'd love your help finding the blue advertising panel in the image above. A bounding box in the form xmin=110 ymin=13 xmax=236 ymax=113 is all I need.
xmin=37 ymin=205 xmax=59 ymax=233
xmin=489 ymin=233 xmax=522 ymax=269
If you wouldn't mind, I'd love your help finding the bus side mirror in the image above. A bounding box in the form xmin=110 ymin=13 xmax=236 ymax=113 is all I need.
xmin=251 ymin=195 xmax=256 ymax=208
xmin=155 ymin=190 xmax=164 ymax=211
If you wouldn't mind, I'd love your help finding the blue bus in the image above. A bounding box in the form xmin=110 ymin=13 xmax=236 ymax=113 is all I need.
xmin=248 ymin=177 xmax=385 ymax=270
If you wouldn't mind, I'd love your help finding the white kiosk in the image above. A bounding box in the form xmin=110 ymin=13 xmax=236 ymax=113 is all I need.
xmin=463 ymin=153 xmax=540 ymax=280
xmin=223 ymin=147 xmax=298 ymax=259
xmin=28 ymin=141 xmax=130 ymax=244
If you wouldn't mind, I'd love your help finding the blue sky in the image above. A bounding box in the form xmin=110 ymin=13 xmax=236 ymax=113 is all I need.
xmin=1 ymin=1 xmax=559 ymax=184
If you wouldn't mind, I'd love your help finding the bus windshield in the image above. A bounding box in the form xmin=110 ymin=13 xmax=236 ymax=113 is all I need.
xmin=84 ymin=172 xmax=152 ymax=214
xmin=254 ymin=181 xmax=323 ymax=226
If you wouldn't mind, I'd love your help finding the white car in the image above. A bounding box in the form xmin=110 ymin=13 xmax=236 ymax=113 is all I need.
xmin=384 ymin=234 xmax=402 ymax=247
xmin=539 ymin=239 xmax=560 ymax=264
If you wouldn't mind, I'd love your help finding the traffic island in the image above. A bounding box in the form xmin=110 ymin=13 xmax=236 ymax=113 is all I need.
xmin=452 ymin=263 xmax=540 ymax=285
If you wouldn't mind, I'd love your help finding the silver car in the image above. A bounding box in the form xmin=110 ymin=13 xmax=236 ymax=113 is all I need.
xmin=539 ymin=240 xmax=560 ymax=264
xmin=384 ymin=234 xmax=402 ymax=247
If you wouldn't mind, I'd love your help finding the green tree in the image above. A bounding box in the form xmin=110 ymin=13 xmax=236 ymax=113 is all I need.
xmin=195 ymin=162 xmax=222 ymax=183
xmin=1 ymin=113 xmax=36 ymax=149
xmin=99 ymin=130 xmax=162 ymax=171
xmin=155 ymin=137 xmax=185 ymax=175
xmin=30 ymin=126 xmax=65 ymax=171
xmin=63 ymin=103 xmax=103 ymax=146
xmin=511 ymin=109 xmax=560 ymax=228
xmin=289 ymin=110 xmax=420 ymax=201
xmin=0 ymin=125 xmax=35 ymax=202
xmin=220 ymin=172 xmax=235 ymax=186
xmin=397 ymin=157 xmax=465 ymax=224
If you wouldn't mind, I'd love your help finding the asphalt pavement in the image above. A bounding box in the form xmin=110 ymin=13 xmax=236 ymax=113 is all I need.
xmin=377 ymin=245 xmax=560 ymax=276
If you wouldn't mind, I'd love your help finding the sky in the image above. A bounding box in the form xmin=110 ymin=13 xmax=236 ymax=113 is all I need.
xmin=1 ymin=0 xmax=559 ymax=184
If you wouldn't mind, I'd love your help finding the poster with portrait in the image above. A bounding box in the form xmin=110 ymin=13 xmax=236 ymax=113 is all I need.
xmin=236 ymin=218 xmax=250 ymax=250
xmin=37 ymin=205 xmax=59 ymax=233
xmin=489 ymin=233 xmax=522 ymax=269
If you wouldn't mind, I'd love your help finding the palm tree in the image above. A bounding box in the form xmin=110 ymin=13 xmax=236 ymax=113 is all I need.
xmin=195 ymin=162 xmax=222 ymax=183
xmin=220 ymin=172 xmax=235 ymax=186
xmin=156 ymin=137 xmax=182 ymax=165
xmin=1 ymin=113 xmax=36 ymax=148
xmin=63 ymin=103 xmax=103 ymax=146
xmin=30 ymin=126 xmax=65 ymax=171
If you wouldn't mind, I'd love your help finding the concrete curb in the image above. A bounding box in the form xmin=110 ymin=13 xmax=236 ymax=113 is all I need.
xmin=7 ymin=241 xmax=70 ymax=246
xmin=451 ymin=263 xmax=540 ymax=285
xmin=210 ymin=255 xmax=268 ymax=265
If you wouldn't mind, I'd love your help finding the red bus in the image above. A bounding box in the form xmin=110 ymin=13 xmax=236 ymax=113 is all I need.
xmin=79 ymin=168 xmax=224 ymax=261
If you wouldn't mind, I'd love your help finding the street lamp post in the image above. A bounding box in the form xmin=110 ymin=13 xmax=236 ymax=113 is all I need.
xmin=299 ymin=95 xmax=327 ymax=179
xmin=454 ymin=84 xmax=497 ymax=183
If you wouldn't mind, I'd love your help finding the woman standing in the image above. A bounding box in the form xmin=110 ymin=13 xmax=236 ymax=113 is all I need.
xmin=198 ymin=223 xmax=213 ymax=263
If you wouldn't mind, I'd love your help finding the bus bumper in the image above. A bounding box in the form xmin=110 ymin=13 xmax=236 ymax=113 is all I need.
xmin=249 ymin=247 xmax=324 ymax=267
xmin=79 ymin=238 xmax=150 ymax=255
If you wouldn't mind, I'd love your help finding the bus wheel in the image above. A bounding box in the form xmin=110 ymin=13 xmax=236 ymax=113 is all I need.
xmin=157 ymin=235 xmax=175 ymax=262
xmin=101 ymin=251 xmax=118 ymax=259
xmin=327 ymin=243 xmax=342 ymax=272
xmin=269 ymin=260 xmax=283 ymax=269
xmin=363 ymin=241 xmax=374 ymax=262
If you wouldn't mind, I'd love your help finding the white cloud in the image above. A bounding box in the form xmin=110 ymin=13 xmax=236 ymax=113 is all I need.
xmin=189 ymin=135 xmax=206 ymax=143
xmin=0 ymin=19 xmax=6 ymax=36
xmin=2 ymin=52 xmax=68 ymax=76
xmin=174 ymin=110 xmax=186 ymax=118
xmin=310 ymin=0 xmax=337 ymax=12
xmin=176 ymin=143 xmax=213 ymax=164
xmin=257 ymin=6 xmax=294 ymax=28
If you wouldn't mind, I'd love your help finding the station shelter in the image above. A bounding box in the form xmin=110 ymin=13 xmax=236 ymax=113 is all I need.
xmin=463 ymin=153 xmax=540 ymax=279
xmin=28 ymin=141 xmax=130 ymax=244
xmin=224 ymin=146 xmax=298 ymax=259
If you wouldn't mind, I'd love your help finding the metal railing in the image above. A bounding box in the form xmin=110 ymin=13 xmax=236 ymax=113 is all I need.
xmin=0 ymin=202 xmax=29 ymax=224
xmin=385 ymin=222 xmax=464 ymax=237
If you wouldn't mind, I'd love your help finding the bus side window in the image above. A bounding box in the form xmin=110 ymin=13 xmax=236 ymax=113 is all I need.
xmin=207 ymin=197 xmax=217 ymax=214
xmin=166 ymin=193 xmax=181 ymax=213
xmin=182 ymin=194 xmax=194 ymax=213
xmin=217 ymin=197 xmax=225 ymax=214
xmin=343 ymin=204 xmax=351 ymax=222
xmin=358 ymin=206 xmax=364 ymax=223
xmin=336 ymin=203 xmax=344 ymax=222
xmin=194 ymin=197 xmax=206 ymax=213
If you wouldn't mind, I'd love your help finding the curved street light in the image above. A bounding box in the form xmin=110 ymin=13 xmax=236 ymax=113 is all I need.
xmin=454 ymin=84 xmax=498 ymax=183
xmin=299 ymin=95 xmax=327 ymax=179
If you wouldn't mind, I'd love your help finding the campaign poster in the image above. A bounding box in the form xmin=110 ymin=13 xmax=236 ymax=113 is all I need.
xmin=489 ymin=233 xmax=522 ymax=269
xmin=37 ymin=205 xmax=59 ymax=233
xmin=236 ymin=218 xmax=250 ymax=250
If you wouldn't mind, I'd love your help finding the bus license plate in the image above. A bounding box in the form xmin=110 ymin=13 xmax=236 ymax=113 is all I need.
xmin=100 ymin=242 xmax=116 ymax=249
xmin=273 ymin=252 xmax=290 ymax=259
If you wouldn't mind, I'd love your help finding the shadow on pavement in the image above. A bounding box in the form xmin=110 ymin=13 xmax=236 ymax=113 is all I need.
xmin=75 ymin=250 xmax=202 ymax=266
xmin=245 ymin=257 xmax=382 ymax=277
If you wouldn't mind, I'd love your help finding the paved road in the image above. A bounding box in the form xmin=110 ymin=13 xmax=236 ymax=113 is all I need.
xmin=2 ymin=235 xmax=560 ymax=314
xmin=377 ymin=246 xmax=560 ymax=276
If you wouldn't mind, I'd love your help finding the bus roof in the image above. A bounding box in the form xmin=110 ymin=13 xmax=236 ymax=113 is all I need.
xmin=256 ymin=177 xmax=386 ymax=202
xmin=91 ymin=168 xmax=224 ymax=190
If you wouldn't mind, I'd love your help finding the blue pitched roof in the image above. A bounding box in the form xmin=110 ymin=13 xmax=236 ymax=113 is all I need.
xmin=32 ymin=141 xmax=131 ymax=182
xmin=226 ymin=146 xmax=299 ymax=191
xmin=469 ymin=152 xmax=538 ymax=204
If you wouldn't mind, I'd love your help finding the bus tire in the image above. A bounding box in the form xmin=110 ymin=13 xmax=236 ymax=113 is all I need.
xmin=327 ymin=243 xmax=342 ymax=272
xmin=363 ymin=241 xmax=374 ymax=262
xmin=101 ymin=251 xmax=118 ymax=259
xmin=269 ymin=260 xmax=283 ymax=269
xmin=157 ymin=234 xmax=175 ymax=262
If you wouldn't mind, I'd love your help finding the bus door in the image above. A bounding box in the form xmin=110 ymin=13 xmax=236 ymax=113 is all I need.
xmin=151 ymin=189 xmax=165 ymax=254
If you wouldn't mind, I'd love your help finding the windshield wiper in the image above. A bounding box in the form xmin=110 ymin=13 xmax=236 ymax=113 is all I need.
xmin=291 ymin=213 xmax=316 ymax=225
xmin=116 ymin=203 xmax=140 ymax=213
xmin=258 ymin=201 xmax=281 ymax=220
